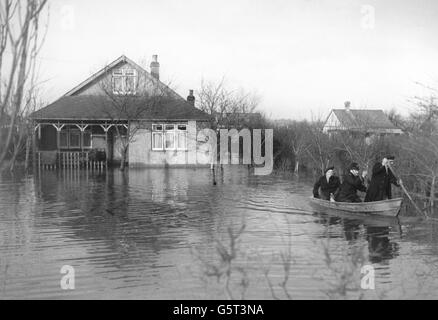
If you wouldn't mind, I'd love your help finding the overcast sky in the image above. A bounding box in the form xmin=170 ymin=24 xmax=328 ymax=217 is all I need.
xmin=36 ymin=0 xmax=438 ymax=120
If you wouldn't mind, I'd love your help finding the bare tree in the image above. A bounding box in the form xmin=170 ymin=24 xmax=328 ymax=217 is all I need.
xmin=0 ymin=0 xmax=48 ymax=171
xmin=7 ymin=86 xmax=41 ymax=171
xmin=197 ymin=78 xmax=261 ymax=130
xmin=305 ymin=120 xmax=337 ymax=175
xmin=273 ymin=120 xmax=312 ymax=174
xmin=97 ymin=68 xmax=175 ymax=171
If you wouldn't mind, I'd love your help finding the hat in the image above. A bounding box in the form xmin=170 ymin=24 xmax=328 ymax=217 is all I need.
xmin=324 ymin=166 xmax=334 ymax=174
xmin=385 ymin=155 xmax=395 ymax=160
xmin=349 ymin=162 xmax=360 ymax=171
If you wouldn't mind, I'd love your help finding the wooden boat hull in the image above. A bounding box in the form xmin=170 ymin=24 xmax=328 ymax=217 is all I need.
xmin=310 ymin=197 xmax=403 ymax=217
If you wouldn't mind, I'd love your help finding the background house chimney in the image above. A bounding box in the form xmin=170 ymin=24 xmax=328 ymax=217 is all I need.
xmin=187 ymin=89 xmax=195 ymax=105
xmin=150 ymin=54 xmax=160 ymax=80
xmin=344 ymin=101 xmax=351 ymax=111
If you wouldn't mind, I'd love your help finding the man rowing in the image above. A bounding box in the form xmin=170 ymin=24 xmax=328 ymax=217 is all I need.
xmin=335 ymin=162 xmax=367 ymax=203
xmin=313 ymin=166 xmax=341 ymax=201
xmin=364 ymin=155 xmax=400 ymax=202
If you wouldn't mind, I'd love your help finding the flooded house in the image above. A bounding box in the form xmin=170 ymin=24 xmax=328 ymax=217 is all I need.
xmin=322 ymin=101 xmax=404 ymax=142
xmin=30 ymin=55 xmax=210 ymax=168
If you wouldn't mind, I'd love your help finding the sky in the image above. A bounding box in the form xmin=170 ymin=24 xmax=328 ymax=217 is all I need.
xmin=34 ymin=0 xmax=438 ymax=120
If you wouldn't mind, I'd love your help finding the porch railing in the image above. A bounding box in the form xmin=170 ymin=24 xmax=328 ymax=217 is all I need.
xmin=36 ymin=151 xmax=106 ymax=170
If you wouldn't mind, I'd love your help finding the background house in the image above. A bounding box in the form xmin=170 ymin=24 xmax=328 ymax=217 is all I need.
xmin=323 ymin=101 xmax=404 ymax=137
xmin=31 ymin=55 xmax=210 ymax=168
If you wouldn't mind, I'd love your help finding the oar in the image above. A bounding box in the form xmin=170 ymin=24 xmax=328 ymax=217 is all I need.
xmin=390 ymin=165 xmax=429 ymax=219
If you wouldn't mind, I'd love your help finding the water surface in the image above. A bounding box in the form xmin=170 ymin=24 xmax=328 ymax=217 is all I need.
xmin=1 ymin=167 xmax=437 ymax=299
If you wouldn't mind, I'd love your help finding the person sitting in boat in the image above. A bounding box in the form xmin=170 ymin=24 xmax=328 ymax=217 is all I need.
xmin=313 ymin=166 xmax=340 ymax=201
xmin=364 ymin=155 xmax=400 ymax=202
xmin=335 ymin=162 xmax=367 ymax=203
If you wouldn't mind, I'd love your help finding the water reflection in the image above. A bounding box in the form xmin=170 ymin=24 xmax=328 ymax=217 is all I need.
xmin=313 ymin=212 xmax=401 ymax=264
xmin=366 ymin=226 xmax=400 ymax=264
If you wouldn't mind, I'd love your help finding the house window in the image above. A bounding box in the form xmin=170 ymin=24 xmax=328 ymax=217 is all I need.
xmin=112 ymin=71 xmax=123 ymax=94
xmin=152 ymin=123 xmax=188 ymax=151
xmin=177 ymin=125 xmax=187 ymax=150
xmin=165 ymin=131 xmax=175 ymax=149
xmin=83 ymin=131 xmax=92 ymax=148
xmin=59 ymin=128 xmax=92 ymax=149
xmin=60 ymin=131 xmax=68 ymax=148
xmin=152 ymin=124 xmax=163 ymax=131
xmin=112 ymin=69 xmax=137 ymax=95
xmin=69 ymin=130 xmax=81 ymax=148
xmin=152 ymin=124 xmax=164 ymax=150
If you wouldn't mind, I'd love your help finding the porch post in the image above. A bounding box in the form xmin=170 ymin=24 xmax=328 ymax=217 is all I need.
xmin=52 ymin=123 xmax=65 ymax=147
xmin=76 ymin=124 xmax=88 ymax=168
xmin=100 ymin=123 xmax=113 ymax=168
xmin=56 ymin=128 xmax=60 ymax=150
xmin=105 ymin=129 xmax=108 ymax=168
xmin=52 ymin=123 xmax=65 ymax=169
xmin=32 ymin=121 xmax=39 ymax=171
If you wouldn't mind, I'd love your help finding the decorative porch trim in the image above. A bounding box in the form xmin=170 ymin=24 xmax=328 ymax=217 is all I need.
xmin=52 ymin=123 xmax=65 ymax=132
xmin=75 ymin=124 xmax=89 ymax=132
xmin=100 ymin=124 xmax=114 ymax=132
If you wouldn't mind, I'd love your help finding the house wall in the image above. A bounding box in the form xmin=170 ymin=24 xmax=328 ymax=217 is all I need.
xmin=323 ymin=112 xmax=344 ymax=133
xmin=129 ymin=120 xmax=210 ymax=167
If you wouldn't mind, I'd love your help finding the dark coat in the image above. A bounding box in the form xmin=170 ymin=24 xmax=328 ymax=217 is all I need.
xmin=335 ymin=173 xmax=367 ymax=203
xmin=313 ymin=176 xmax=341 ymax=200
xmin=364 ymin=162 xmax=399 ymax=202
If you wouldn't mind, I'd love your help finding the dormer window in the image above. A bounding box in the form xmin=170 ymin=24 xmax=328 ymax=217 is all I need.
xmin=112 ymin=69 xmax=137 ymax=95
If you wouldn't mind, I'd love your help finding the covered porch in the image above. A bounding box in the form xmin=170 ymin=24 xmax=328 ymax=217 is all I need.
xmin=33 ymin=120 xmax=127 ymax=169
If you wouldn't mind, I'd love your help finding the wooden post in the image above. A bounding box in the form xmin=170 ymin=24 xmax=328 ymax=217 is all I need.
xmin=32 ymin=125 xmax=37 ymax=172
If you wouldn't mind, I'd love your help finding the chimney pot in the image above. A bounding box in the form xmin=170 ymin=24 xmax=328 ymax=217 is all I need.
xmin=344 ymin=101 xmax=351 ymax=111
xmin=187 ymin=89 xmax=195 ymax=105
xmin=150 ymin=54 xmax=160 ymax=80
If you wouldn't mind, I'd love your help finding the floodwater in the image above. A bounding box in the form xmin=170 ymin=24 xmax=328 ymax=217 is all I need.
xmin=1 ymin=166 xmax=438 ymax=300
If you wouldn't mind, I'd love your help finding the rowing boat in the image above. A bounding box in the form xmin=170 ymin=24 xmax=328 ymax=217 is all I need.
xmin=310 ymin=197 xmax=403 ymax=217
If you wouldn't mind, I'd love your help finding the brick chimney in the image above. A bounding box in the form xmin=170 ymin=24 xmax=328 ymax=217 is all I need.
xmin=150 ymin=54 xmax=160 ymax=80
xmin=344 ymin=101 xmax=351 ymax=112
xmin=187 ymin=89 xmax=195 ymax=105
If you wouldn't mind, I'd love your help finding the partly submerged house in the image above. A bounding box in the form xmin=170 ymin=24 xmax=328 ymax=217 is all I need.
xmin=30 ymin=55 xmax=210 ymax=168
xmin=323 ymin=101 xmax=404 ymax=136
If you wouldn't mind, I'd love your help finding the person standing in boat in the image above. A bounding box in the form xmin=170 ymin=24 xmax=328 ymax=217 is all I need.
xmin=335 ymin=162 xmax=367 ymax=203
xmin=364 ymin=155 xmax=400 ymax=202
xmin=313 ymin=166 xmax=341 ymax=201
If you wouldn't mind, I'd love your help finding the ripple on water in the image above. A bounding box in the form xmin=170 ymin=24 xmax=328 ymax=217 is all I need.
xmin=1 ymin=168 xmax=438 ymax=299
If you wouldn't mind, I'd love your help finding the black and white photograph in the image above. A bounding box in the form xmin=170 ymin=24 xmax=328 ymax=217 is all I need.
xmin=1 ymin=0 xmax=438 ymax=304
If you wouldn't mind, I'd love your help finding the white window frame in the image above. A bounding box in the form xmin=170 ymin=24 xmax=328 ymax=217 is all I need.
xmin=151 ymin=123 xmax=188 ymax=151
xmin=152 ymin=124 xmax=164 ymax=150
xmin=164 ymin=130 xmax=176 ymax=150
xmin=176 ymin=125 xmax=187 ymax=151
xmin=112 ymin=69 xmax=137 ymax=95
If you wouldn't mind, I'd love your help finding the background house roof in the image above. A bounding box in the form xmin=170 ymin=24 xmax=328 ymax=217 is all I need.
xmin=31 ymin=95 xmax=210 ymax=121
xmin=331 ymin=109 xmax=400 ymax=130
